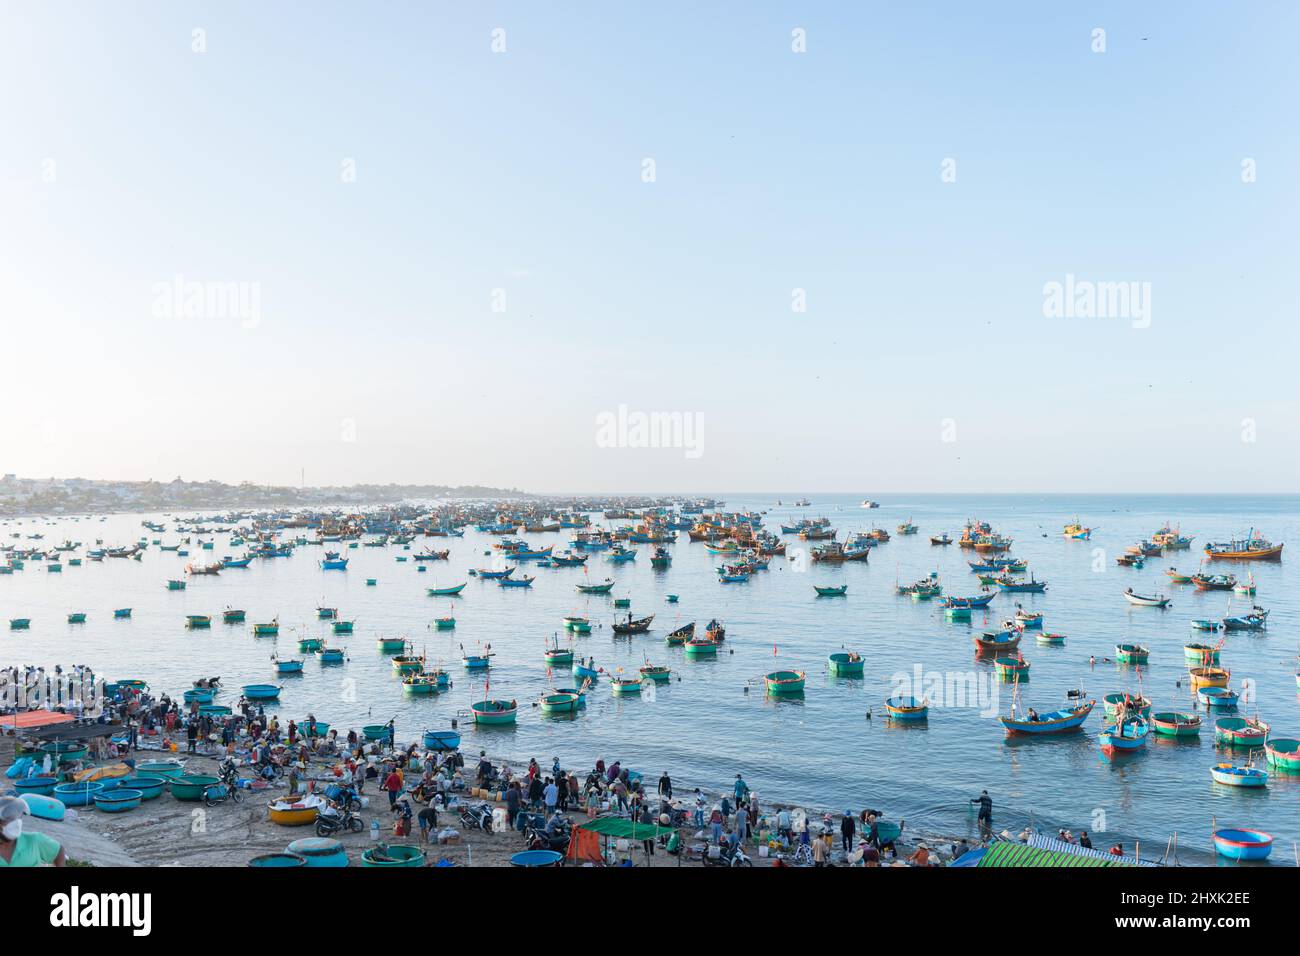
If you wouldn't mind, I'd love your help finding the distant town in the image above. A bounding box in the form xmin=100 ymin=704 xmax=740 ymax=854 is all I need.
xmin=0 ymin=474 xmax=530 ymax=516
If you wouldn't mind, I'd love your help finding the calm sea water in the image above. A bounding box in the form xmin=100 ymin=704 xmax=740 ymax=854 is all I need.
xmin=4 ymin=493 xmax=1298 ymax=864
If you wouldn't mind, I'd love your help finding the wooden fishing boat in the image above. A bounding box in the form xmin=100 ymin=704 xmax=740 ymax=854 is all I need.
xmin=1123 ymin=589 xmax=1170 ymax=608
xmin=376 ymin=636 xmax=407 ymax=652
xmin=994 ymin=655 xmax=1030 ymax=680
xmin=1189 ymin=666 xmax=1230 ymax=690
xmin=639 ymin=664 xmax=671 ymax=683
xmin=765 ymin=670 xmax=806 ymax=696
xmin=1191 ymin=573 xmax=1236 ymax=591
xmin=317 ymin=646 xmax=345 ymax=664
xmin=1204 ymin=534 xmax=1283 ymax=561
xmin=67 ymin=612 xmax=87 ymax=624
xmin=973 ymin=630 xmax=1021 ymax=655
xmin=402 ymin=673 xmax=442 ymax=695
xmin=1115 ymin=643 xmax=1149 ymax=664
xmin=896 ymin=521 xmax=918 ymax=536
xmin=1149 ymin=712 xmax=1201 ymax=737
xmin=1013 ymin=609 xmax=1043 ymax=628
xmin=1210 ymin=764 xmax=1268 ymax=788
xmin=930 ymin=534 xmax=952 ymax=545
xmin=320 ymin=557 xmax=349 ymax=570
xmin=1184 ymin=642 xmax=1220 ymax=664
xmin=572 ymin=662 xmax=599 ymax=681
xmin=543 ymin=645 xmax=575 ymax=667
xmin=540 ymin=691 xmax=581 ymax=714
xmin=1190 ymin=619 xmax=1222 ymax=632
xmin=665 ymin=623 xmax=695 ymax=646
xmin=705 ymin=621 xmax=725 ymax=641
xmin=1222 ymin=608 xmax=1269 ymax=631
xmin=613 ymin=598 xmax=632 ymax=608
xmin=828 ymin=651 xmax=864 ymax=676
xmin=611 ymin=675 xmax=644 ymax=694
xmin=223 ymin=608 xmax=246 ymax=623
xmin=1165 ymin=568 xmax=1192 ymax=584
xmin=814 ymin=584 xmax=848 ymax=596
xmin=186 ymin=615 xmax=212 ymax=629
xmin=884 ymin=695 xmax=928 ymax=720
xmin=1198 ymin=686 xmax=1239 ymax=709
xmin=1115 ymin=553 xmax=1144 ymax=568
xmin=166 ymin=579 xmax=187 ymax=591
xmin=1036 ymin=632 xmax=1066 ymax=645
xmin=995 ymin=576 xmax=1047 ymax=593
xmin=252 ymin=620 xmax=279 ymax=636
xmin=316 ymin=606 xmax=337 ymax=620
xmin=576 ymin=579 xmax=615 ymax=594
xmin=1213 ymin=828 xmax=1273 ymax=861
xmin=1264 ymin=737 xmax=1300 ymax=772
xmin=331 ymin=620 xmax=354 ymax=634
xmin=392 ymin=654 xmax=426 ymax=673
xmin=612 ymin=614 xmax=654 ymax=635
xmin=477 ymin=567 xmax=515 ymax=580
xmin=431 ymin=615 xmax=456 ymax=630
xmin=683 ymin=639 xmax=718 ymax=657
xmin=1103 ymin=694 xmax=1152 ymax=719
xmin=462 ymin=653 xmax=492 ymax=670
xmin=241 ymin=683 xmax=282 ymax=700
xmin=413 ymin=549 xmax=450 ymax=561
xmin=943 ymin=593 xmax=995 ymax=609
xmin=1000 ymin=700 xmax=1094 ymax=736
xmin=1099 ymin=717 xmax=1149 ymax=756
xmin=1214 ymin=717 xmax=1270 ymax=748
xmin=426 ymin=583 xmax=467 ymax=597
xmin=470 ymin=698 xmax=518 ymax=725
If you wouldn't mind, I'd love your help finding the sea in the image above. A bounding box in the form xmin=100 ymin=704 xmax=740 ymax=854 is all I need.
xmin=4 ymin=493 xmax=1298 ymax=865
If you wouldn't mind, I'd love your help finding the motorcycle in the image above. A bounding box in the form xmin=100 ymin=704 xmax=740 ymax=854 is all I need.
xmin=316 ymin=802 xmax=365 ymax=837
xmin=524 ymin=823 xmax=571 ymax=853
xmin=203 ymin=765 xmax=244 ymax=807
xmin=702 ymin=841 xmax=752 ymax=867
xmin=459 ymin=803 xmax=494 ymax=833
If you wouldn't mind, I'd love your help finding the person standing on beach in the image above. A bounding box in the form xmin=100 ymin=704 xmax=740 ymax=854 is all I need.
xmin=383 ymin=766 xmax=402 ymax=810
xmin=840 ymin=811 xmax=856 ymax=854
xmin=693 ymin=789 xmax=706 ymax=828
xmin=658 ymin=771 xmax=672 ymax=800
xmin=543 ymin=778 xmax=559 ymax=816
xmin=971 ymin=790 xmax=993 ymax=836
xmin=733 ymin=773 xmax=749 ymax=806
xmin=735 ymin=803 xmax=749 ymax=845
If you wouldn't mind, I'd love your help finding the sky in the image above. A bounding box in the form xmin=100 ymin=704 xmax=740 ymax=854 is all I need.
xmin=1 ymin=2 xmax=1297 ymax=494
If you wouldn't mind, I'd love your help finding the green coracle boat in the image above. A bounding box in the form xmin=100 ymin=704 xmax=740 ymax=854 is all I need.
xmin=470 ymin=699 xmax=518 ymax=725
xmin=765 ymin=670 xmax=806 ymax=695
xmin=639 ymin=665 xmax=671 ymax=683
xmin=1149 ymin=712 xmax=1201 ymax=737
xmin=1115 ymin=644 xmax=1149 ymax=665
xmin=361 ymin=844 xmax=427 ymax=867
xmin=540 ymin=691 xmax=582 ymax=715
xmin=828 ymin=652 xmax=864 ymax=676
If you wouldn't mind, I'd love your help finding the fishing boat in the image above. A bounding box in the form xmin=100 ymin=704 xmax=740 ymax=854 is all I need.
xmin=814 ymin=584 xmax=848 ymax=596
xmin=1190 ymin=665 xmax=1231 ymax=689
xmin=1222 ymin=607 xmax=1269 ymax=631
xmin=402 ymin=673 xmax=442 ymax=695
xmin=1149 ymin=712 xmax=1201 ymax=737
xmin=639 ymin=664 xmax=671 ymax=683
xmin=1123 ymin=589 xmax=1170 ymax=608
xmin=1210 ymin=764 xmax=1268 ymax=788
xmin=1184 ymin=643 xmax=1220 ymax=664
xmin=221 ymin=555 xmax=254 ymax=569
xmin=649 ymin=548 xmax=671 ymax=569
xmin=273 ymin=658 xmax=304 ymax=675
xmin=994 ymin=655 xmax=1030 ymax=680
xmin=1265 ymin=738 xmax=1300 ymax=772
xmin=426 ymin=582 xmax=467 ymax=597
xmin=1165 ymin=568 xmax=1193 ymax=584
xmin=1115 ymin=644 xmax=1150 ymax=664
xmin=930 ymin=534 xmax=952 ymax=546
xmin=683 ymin=639 xmax=718 ymax=657
xmin=1198 ymin=687 xmax=1239 ymax=709
xmin=613 ymin=598 xmax=631 ymax=609
xmin=995 ymin=576 xmax=1047 ymax=593
xmin=973 ymin=631 xmax=1021 ymax=655
xmin=114 ymin=609 xmax=132 ymax=619
xmin=539 ymin=691 xmax=581 ymax=715
xmin=1000 ymin=699 xmax=1094 ymax=736
xmin=765 ymin=670 xmax=806 ymax=696
xmin=896 ymin=521 xmax=918 ymax=536
xmin=266 ymin=799 xmax=321 ymax=827
xmin=320 ymin=557 xmax=349 ymax=570
xmin=1190 ymin=619 xmax=1222 ymax=632
xmin=543 ymin=642 xmax=575 ymax=667
xmin=1191 ymin=573 xmax=1237 ymax=591
xmin=498 ymin=574 xmax=535 ymax=587
xmin=576 ymin=578 xmax=615 ymax=594
xmin=317 ymin=646 xmax=346 ymax=664
xmin=1214 ymin=717 xmax=1270 ymax=748
xmin=611 ymin=675 xmax=644 ymax=695
xmin=605 ymin=546 xmax=637 ymax=563
xmin=241 ymin=684 xmax=282 ymax=701
xmin=572 ymin=661 xmax=599 ymax=682
xmin=470 ymin=699 xmax=518 ymax=725
xmin=1103 ymin=694 xmax=1152 ymax=719
xmin=477 ymin=567 xmax=515 ymax=580
xmin=943 ymin=593 xmax=995 ymax=610
xmin=828 ymin=651 xmax=864 ymax=676
xmin=316 ymin=606 xmax=337 ymax=620
xmin=1036 ymin=632 xmax=1066 ymax=645
xmin=252 ymin=620 xmax=279 ymax=636
xmin=462 ymin=652 xmax=492 ymax=670
xmin=376 ymin=636 xmax=407 ymax=652
xmin=186 ymin=615 xmax=212 ymax=629
xmin=665 ymin=623 xmax=695 ymax=646
xmin=331 ymin=620 xmax=354 ymax=634
xmin=612 ymin=614 xmax=654 ymax=635
xmin=67 ymin=612 xmax=86 ymax=624
xmin=223 ymin=608 xmax=246 ymax=623
xmin=1098 ymin=716 xmax=1149 ymax=756
xmin=413 ymin=549 xmax=450 ymax=561
xmin=422 ymin=729 xmax=462 ymax=751
xmin=706 ymin=621 xmax=726 ymax=642
xmin=433 ymin=616 xmax=456 ymax=630
xmin=392 ymin=654 xmax=426 ymax=674
xmin=1233 ymin=574 xmax=1257 ymax=596
xmin=1212 ymin=828 xmax=1273 ymax=861
xmin=1204 ymin=532 xmax=1283 ymax=561
xmin=1115 ymin=553 xmax=1144 ymax=568
xmin=884 ymin=695 xmax=928 ymax=720
xmin=166 ymin=579 xmax=187 ymax=591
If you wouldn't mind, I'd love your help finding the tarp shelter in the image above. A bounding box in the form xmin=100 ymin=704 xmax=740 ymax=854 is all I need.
xmin=0 ymin=712 xmax=75 ymax=731
xmin=16 ymin=723 xmax=118 ymax=742
xmin=567 ymin=816 xmax=678 ymax=865
xmin=1027 ymin=834 xmax=1157 ymax=867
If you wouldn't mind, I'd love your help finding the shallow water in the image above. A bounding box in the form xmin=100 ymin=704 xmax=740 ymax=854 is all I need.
xmin=4 ymin=493 xmax=1298 ymax=864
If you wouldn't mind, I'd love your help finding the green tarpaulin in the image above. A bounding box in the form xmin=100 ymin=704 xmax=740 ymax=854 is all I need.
xmin=576 ymin=816 xmax=677 ymax=840
xmin=977 ymin=841 xmax=1136 ymax=868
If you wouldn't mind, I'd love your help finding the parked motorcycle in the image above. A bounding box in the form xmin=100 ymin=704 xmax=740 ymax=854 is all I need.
xmin=315 ymin=803 xmax=365 ymax=837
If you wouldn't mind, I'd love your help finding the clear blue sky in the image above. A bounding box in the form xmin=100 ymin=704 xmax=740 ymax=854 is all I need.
xmin=1 ymin=2 xmax=1296 ymax=492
